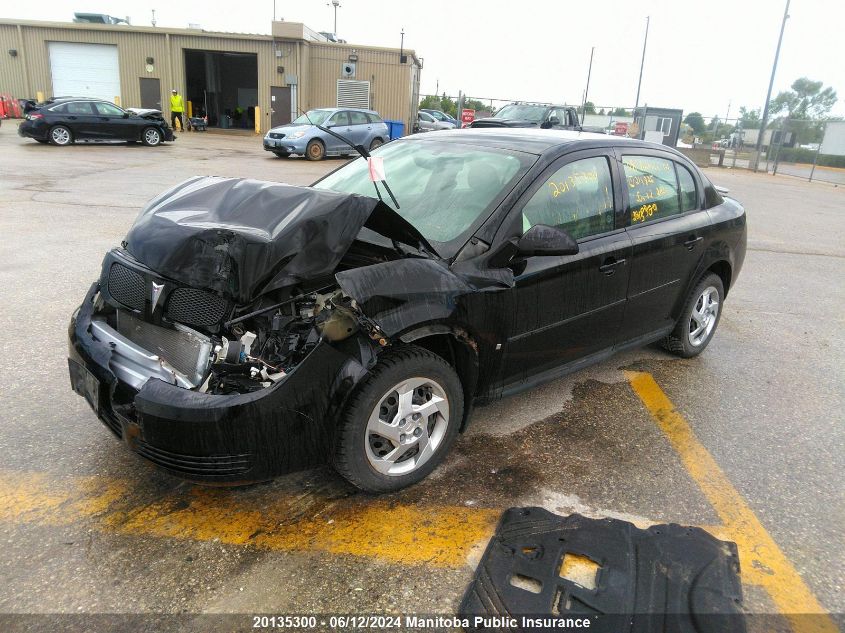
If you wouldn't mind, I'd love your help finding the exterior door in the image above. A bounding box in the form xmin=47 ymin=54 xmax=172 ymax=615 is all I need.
xmin=62 ymin=101 xmax=100 ymax=139
xmin=615 ymin=151 xmax=714 ymax=342
xmin=324 ymin=111 xmax=351 ymax=152
xmin=346 ymin=110 xmax=371 ymax=145
xmin=92 ymin=101 xmax=133 ymax=139
xmin=270 ymin=86 xmax=291 ymax=128
xmin=500 ymin=151 xmax=632 ymax=387
xmin=139 ymin=78 xmax=161 ymax=110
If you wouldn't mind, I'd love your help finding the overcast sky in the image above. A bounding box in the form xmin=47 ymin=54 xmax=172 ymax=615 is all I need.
xmin=5 ymin=0 xmax=842 ymax=118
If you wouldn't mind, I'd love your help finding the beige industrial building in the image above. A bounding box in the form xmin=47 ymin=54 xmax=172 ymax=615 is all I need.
xmin=0 ymin=18 xmax=421 ymax=133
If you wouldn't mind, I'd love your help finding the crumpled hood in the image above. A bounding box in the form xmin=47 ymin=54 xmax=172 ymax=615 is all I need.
xmin=124 ymin=176 xmax=434 ymax=304
xmin=470 ymin=117 xmax=539 ymax=128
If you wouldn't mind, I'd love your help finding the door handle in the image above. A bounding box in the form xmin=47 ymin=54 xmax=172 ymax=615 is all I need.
xmin=684 ymin=236 xmax=704 ymax=250
xmin=599 ymin=257 xmax=626 ymax=275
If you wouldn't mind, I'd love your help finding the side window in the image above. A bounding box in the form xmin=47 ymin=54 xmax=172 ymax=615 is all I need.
xmin=676 ymin=163 xmax=698 ymax=212
xmin=94 ymin=102 xmax=124 ymax=116
xmin=366 ymin=113 xmax=382 ymax=124
xmin=49 ymin=103 xmax=68 ymax=113
xmin=348 ymin=111 xmax=368 ymax=125
xmin=521 ymin=156 xmax=615 ymax=240
xmin=622 ymin=155 xmax=680 ymax=224
xmin=327 ymin=111 xmax=348 ymax=127
xmin=67 ymin=102 xmax=94 ymax=115
xmin=548 ymin=108 xmax=568 ymax=124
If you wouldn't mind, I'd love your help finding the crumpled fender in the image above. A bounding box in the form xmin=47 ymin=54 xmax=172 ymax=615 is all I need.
xmin=335 ymin=257 xmax=514 ymax=338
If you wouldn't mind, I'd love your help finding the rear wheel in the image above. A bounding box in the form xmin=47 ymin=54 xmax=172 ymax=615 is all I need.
xmin=141 ymin=127 xmax=162 ymax=146
xmin=333 ymin=346 xmax=463 ymax=492
xmin=369 ymin=138 xmax=384 ymax=151
xmin=305 ymin=139 xmax=325 ymax=161
xmin=48 ymin=125 xmax=72 ymax=146
xmin=663 ymin=273 xmax=724 ymax=358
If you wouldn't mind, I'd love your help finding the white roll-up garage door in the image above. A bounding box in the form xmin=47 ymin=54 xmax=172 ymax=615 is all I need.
xmin=49 ymin=42 xmax=120 ymax=101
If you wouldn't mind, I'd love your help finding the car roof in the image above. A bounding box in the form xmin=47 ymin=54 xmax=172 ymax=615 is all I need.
xmin=310 ymin=106 xmax=378 ymax=115
xmin=48 ymin=96 xmax=106 ymax=102
xmin=403 ymin=127 xmax=672 ymax=156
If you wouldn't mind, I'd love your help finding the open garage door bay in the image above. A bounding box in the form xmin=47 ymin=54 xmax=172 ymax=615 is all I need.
xmin=48 ymin=42 xmax=120 ymax=101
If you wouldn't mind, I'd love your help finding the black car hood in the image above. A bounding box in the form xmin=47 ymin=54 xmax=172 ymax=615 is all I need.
xmin=471 ymin=117 xmax=540 ymax=128
xmin=124 ymin=176 xmax=436 ymax=304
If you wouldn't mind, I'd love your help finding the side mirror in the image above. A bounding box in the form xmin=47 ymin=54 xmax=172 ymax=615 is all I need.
xmin=122 ymin=112 xmax=130 ymax=118
xmin=548 ymin=116 xmax=561 ymax=126
xmin=516 ymin=224 xmax=578 ymax=257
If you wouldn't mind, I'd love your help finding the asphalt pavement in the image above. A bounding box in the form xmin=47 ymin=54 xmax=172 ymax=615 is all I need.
xmin=0 ymin=125 xmax=842 ymax=632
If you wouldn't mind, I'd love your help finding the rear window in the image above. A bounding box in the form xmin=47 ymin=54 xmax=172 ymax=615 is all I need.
xmin=677 ymin=163 xmax=698 ymax=212
xmin=366 ymin=113 xmax=383 ymax=124
xmin=622 ymin=155 xmax=680 ymax=224
xmin=349 ymin=111 xmax=368 ymax=125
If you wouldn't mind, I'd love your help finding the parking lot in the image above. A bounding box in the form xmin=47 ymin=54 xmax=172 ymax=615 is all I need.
xmin=0 ymin=125 xmax=842 ymax=632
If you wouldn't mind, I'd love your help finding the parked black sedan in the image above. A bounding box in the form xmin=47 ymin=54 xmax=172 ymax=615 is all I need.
xmin=19 ymin=97 xmax=174 ymax=146
xmin=68 ymin=129 xmax=745 ymax=492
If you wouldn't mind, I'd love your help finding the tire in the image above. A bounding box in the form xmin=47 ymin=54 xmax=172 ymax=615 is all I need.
xmin=305 ymin=139 xmax=325 ymax=161
xmin=141 ymin=127 xmax=162 ymax=147
xmin=48 ymin=125 xmax=73 ymax=146
xmin=35 ymin=139 xmax=49 ymax=144
xmin=663 ymin=273 xmax=724 ymax=358
xmin=369 ymin=138 xmax=384 ymax=151
xmin=273 ymin=151 xmax=290 ymax=158
xmin=333 ymin=345 xmax=464 ymax=493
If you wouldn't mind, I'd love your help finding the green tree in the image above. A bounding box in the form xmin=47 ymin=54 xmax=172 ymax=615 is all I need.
xmin=612 ymin=107 xmax=631 ymax=116
xmin=770 ymin=77 xmax=838 ymax=120
xmin=683 ymin=112 xmax=705 ymax=135
xmin=583 ymin=101 xmax=596 ymax=114
xmin=464 ymin=98 xmax=486 ymax=112
xmin=738 ymin=106 xmax=761 ymax=129
xmin=598 ymin=108 xmax=606 ymax=115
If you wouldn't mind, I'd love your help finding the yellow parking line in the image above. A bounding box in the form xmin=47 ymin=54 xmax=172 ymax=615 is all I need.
xmin=626 ymin=371 xmax=838 ymax=633
xmin=0 ymin=469 xmax=498 ymax=568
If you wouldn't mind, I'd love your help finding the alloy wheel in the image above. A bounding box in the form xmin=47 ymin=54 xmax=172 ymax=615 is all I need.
xmin=365 ymin=377 xmax=450 ymax=476
xmin=688 ymin=285 xmax=719 ymax=346
xmin=144 ymin=129 xmax=161 ymax=145
xmin=51 ymin=127 xmax=71 ymax=145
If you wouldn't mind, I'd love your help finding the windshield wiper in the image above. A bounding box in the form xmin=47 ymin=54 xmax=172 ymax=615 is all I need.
xmin=302 ymin=111 xmax=400 ymax=209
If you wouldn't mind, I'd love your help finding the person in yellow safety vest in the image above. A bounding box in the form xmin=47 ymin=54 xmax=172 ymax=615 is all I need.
xmin=170 ymin=89 xmax=184 ymax=132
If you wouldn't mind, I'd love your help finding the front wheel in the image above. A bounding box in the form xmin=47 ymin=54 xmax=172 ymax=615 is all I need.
xmin=141 ymin=127 xmax=162 ymax=146
xmin=663 ymin=273 xmax=724 ymax=358
xmin=305 ymin=139 xmax=325 ymax=161
xmin=333 ymin=346 xmax=463 ymax=493
xmin=48 ymin=125 xmax=73 ymax=146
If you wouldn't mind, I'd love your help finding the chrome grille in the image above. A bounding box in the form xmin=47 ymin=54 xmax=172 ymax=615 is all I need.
xmin=108 ymin=263 xmax=145 ymax=311
xmin=165 ymin=287 xmax=228 ymax=327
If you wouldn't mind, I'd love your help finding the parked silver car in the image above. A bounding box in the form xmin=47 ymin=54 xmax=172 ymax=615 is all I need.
xmin=415 ymin=110 xmax=456 ymax=133
xmin=263 ymin=108 xmax=389 ymax=160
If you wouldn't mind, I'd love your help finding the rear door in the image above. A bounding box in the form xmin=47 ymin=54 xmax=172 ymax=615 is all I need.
xmin=347 ymin=110 xmax=371 ymax=145
xmin=61 ymin=101 xmax=100 ymax=139
xmin=615 ymin=150 xmax=714 ymax=342
xmin=324 ymin=111 xmax=351 ymax=152
xmin=499 ymin=150 xmax=632 ymax=387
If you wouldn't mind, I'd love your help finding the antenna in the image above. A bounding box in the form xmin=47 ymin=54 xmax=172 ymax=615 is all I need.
xmin=151 ymin=9 xmax=156 ymax=27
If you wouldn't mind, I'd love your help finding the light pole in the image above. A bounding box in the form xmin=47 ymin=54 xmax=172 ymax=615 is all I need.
xmin=581 ymin=46 xmax=594 ymax=124
xmin=329 ymin=0 xmax=341 ymax=35
xmin=753 ymin=0 xmax=790 ymax=172
xmin=634 ymin=16 xmax=650 ymax=112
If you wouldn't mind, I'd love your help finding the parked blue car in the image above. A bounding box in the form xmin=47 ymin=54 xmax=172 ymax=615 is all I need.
xmin=263 ymin=108 xmax=389 ymax=160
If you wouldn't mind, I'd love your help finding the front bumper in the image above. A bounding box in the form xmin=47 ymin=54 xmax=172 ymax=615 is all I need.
xmin=69 ymin=282 xmax=370 ymax=483
xmin=263 ymin=136 xmax=307 ymax=154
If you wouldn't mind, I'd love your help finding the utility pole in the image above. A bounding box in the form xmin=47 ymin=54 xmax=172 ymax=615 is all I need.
xmin=634 ymin=16 xmax=650 ymax=112
xmin=151 ymin=9 xmax=156 ymax=26
xmin=754 ymin=0 xmax=790 ymax=172
xmin=581 ymin=46 xmax=594 ymax=124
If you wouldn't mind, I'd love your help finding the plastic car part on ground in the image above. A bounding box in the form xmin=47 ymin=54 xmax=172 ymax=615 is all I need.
xmin=460 ymin=507 xmax=745 ymax=633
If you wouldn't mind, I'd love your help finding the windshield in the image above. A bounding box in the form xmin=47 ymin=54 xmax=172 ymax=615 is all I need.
xmin=292 ymin=109 xmax=333 ymax=125
xmin=314 ymin=139 xmax=535 ymax=251
xmin=494 ymin=104 xmax=548 ymax=120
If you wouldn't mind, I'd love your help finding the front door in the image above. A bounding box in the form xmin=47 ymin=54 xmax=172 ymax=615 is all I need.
xmin=139 ymin=77 xmax=161 ymax=110
xmin=615 ymin=151 xmax=714 ymax=342
xmin=93 ymin=101 xmax=134 ymax=140
xmin=500 ymin=151 xmax=632 ymax=387
xmin=270 ymin=86 xmax=291 ymax=129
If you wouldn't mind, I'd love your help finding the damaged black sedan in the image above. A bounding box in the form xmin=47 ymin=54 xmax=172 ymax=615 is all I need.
xmin=68 ymin=129 xmax=746 ymax=492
